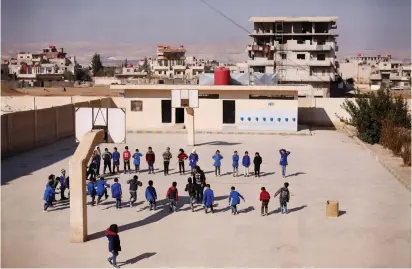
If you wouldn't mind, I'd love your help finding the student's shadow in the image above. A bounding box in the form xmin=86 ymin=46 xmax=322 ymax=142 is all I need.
xmin=238 ymin=206 xmax=255 ymax=214
xmin=286 ymin=172 xmax=306 ymax=177
xmin=268 ymin=205 xmax=307 ymax=215
xmin=261 ymin=172 xmax=275 ymax=177
xmin=117 ymin=252 xmax=156 ymax=265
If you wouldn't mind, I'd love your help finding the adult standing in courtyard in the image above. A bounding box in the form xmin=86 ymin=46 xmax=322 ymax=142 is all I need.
xmin=194 ymin=165 xmax=206 ymax=204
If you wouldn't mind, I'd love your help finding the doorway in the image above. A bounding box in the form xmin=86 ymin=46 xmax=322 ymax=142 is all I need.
xmin=161 ymin=100 xmax=172 ymax=123
xmin=175 ymin=108 xmax=185 ymax=124
xmin=223 ymin=100 xmax=236 ymax=124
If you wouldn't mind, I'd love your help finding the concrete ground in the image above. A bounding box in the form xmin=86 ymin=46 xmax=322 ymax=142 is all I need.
xmin=1 ymin=131 xmax=411 ymax=268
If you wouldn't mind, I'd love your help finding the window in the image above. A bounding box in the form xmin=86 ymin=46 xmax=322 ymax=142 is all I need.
xmin=297 ymin=54 xmax=305 ymax=60
xmin=27 ymin=56 xmax=30 ymax=59
xmin=199 ymin=94 xmax=219 ymax=99
xmin=130 ymin=100 xmax=143 ymax=111
xmin=317 ymin=54 xmax=326 ymax=61
xmin=127 ymin=69 xmax=130 ymax=72
xmin=281 ymin=53 xmax=287 ymax=60
xmin=249 ymin=95 xmax=295 ymax=100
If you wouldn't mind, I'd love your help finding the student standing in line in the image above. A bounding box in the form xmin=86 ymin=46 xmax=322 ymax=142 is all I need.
xmin=96 ymin=146 xmax=102 ymax=158
xmin=43 ymin=181 xmax=55 ymax=212
xmin=274 ymin=182 xmax=290 ymax=214
xmin=146 ymin=147 xmax=156 ymax=174
xmin=189 ymin=149 xmax=199 ymax=177
xmin=177 ymin=149 xmax=188 ymax=175
xmin=96 ymin=177 xmax=110 ymax=205
xmin=123 ymin=146 xmax=131 ymax=174
xmin=212 ymin=150 xmax=223 ymax=177
xmin=132 ymin=149 xmax=143 ymax=174
xmin=111 ymin=178 xmax=122 ymax=209
xmin=59 ymin=169 xmax=68 ymax=201
xmin=112 ymin=147 xmax=121 ymax=174
xmin=232 ymin=151 xmax=240 ymax=177
xmin=127 ymin=175 xmax=142 ymax=207
xmin=242 ymin=151 xmax=251 ymax=177
xmin=145 ymin=180 xmax=157 ymax=210
xmin=106 ymin=224 xmax=121 ymax=269
xmin=92 ymin=150 xmax=101 ymax=176
xmin=203 ymin=184 xmax=215 ymax=214
xmin=162 ymin=147 xmax=172 ymax=176
xmin=260 ymin=187 xmax=271 ymax=216
xmin=279 ymin=149 xmax=291 ymax=178
xmin=184 ymin=177 xmax=196 ymax=212
xmin=166 ymin=181 xmax=179 ymax=212
xmin=102 ymin=148 xmax=112 ymax=175
xmin=228 ymin=186 xmax=245 ymax=215
xmin=87 ymin=159 xmax=98 ymax=180
xmin=253 ymin=152 xmax=263 ymax=178
xmin=87 ymin=178 xmax=97 ymax=206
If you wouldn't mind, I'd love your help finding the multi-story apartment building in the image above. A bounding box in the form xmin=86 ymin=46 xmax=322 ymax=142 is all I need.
xmin=6 ymin=45 xmax=77 ymax=82
xmin=118 ymin=45 xmax=205 ymax=81
xmin=247 ymin=16 xmax=338 ymax=97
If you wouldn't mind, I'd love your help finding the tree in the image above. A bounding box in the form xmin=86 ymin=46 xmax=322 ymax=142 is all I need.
xmin=339 ymin=89 xmax=411 ymax=144
xmin=75 ymin=67 xmax=92 ymax=81
xmin=91 ymin=53 xmax=104 ymax=76
xmin=63 ymin=71 xmax=75 ymax=81
xmin=142 ymin=57 xmax=150 ymax=74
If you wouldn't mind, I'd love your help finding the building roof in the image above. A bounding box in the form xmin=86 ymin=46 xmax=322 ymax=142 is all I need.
xmin=110 ymin=84 xmax=305 ymax=96
xmin=249 ymin=16 xmax=338 ymax=23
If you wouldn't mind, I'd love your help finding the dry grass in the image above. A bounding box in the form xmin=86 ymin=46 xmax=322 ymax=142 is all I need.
xmin=381 ymin=120 xmax=411 ymax=166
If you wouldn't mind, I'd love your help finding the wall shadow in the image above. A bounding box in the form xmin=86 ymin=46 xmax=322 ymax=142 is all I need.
xmin=298 ymin=107 xmax=336 ymax=131
xmin=195 ymin=141 xmax=242 ymax=146
xmin=1 ymin=137 xmax=78 ymax=185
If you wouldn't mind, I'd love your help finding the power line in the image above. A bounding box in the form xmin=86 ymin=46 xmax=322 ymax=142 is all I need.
xmin=198 ymin=0 xmax=332 ymax=83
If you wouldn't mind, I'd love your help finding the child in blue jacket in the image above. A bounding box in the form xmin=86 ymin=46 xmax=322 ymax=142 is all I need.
xmin=232 ymin=151 xmax=239 ymax=177
xmin=112 ymin=147 xmax=121 ymax=174
xmin=106 ymin=224 xmax=121 ymax=268
xmin=111 ymin=178 xmax=122 ymax=209
xmin=43 ymin=181 xmax=55 ymax=212
xmin=96 ymin=177 xmax=110 ymax=204
xmin=228 ymin=186 xmax=245 ymax=215
xmin=242 ymin=151 xmax=251 ymax=177
xmin=212 ymin=150 xmax=223 ymax=177
xmin=189 ymin=149 xmax=199 ymax=177
xmin=145 ymin=180 xmax=157 ymax=210
xmin=279 ymin=149 xmax=291 ymax=178
xmin=203 ymin=184 xmax=215 ymax=214
xmin=87 ymin=178 xmax=97 ymax=206
xmin=132 ymin=149 xmax=143 ymax=174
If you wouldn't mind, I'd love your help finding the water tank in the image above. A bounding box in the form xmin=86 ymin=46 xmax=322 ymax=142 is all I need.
xmin=214 ymin=67 xmax=230 ymax=85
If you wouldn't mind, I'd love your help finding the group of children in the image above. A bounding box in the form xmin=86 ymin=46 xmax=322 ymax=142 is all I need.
xmin=102 ymin=180 xmax=290 ymax=267
xmin=43 ymin=170 xmax=70 ymax=212
xmin=87 ymin=146 xmax=292 ymax=179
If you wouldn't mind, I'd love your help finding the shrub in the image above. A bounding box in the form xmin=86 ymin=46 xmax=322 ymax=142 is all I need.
xmin=340 ymin=89 xmax=411 ymax=144
xmin=381 ymin=120 xmax=411 ymax=166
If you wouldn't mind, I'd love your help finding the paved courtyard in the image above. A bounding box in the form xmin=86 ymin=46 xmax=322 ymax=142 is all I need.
xmin=1 ymin=131 xmax=411 ymax=267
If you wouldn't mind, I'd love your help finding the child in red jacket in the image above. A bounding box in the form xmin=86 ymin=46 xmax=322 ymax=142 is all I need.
xmin=260 ymin=187 xmax=270 ymax=216
xmin=123 ymin=146 xmax=131 ymax=174
xmin=177 ymin=148 xmax=188 ymax=175
xmin=166 ymin=182 xmax=179 ymax=212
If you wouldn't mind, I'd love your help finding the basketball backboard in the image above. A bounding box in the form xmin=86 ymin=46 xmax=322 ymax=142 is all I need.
xmin=75 ymin=107 xmax=126 ymax=143
xmin=171 ymin=89 xmax=199 ymax=108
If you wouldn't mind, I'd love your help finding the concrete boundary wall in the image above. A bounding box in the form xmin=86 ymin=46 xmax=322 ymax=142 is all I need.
xmin=1 ymin=98 xmax=115 ymax=157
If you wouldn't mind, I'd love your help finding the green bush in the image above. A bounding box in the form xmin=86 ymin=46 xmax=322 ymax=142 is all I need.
xmin=340 ymin=89 xmax=411 ymax=144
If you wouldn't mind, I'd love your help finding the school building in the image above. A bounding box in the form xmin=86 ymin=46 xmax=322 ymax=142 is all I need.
xmin=109 ymin=84 xmax=310 ymax=132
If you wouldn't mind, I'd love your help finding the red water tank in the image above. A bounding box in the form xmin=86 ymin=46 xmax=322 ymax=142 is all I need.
xmin=214 ymin=67 xmax=230 ymax=85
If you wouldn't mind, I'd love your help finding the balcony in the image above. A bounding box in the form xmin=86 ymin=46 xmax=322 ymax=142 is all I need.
xmin=308 ymin=60 xmax=333 ymax=67
xmin=249 ymin=30 xmax=274 ymax=37
xmin=189 ymin=65 xmax=205 ymax=70
xmin=173 ymin=65 xmax=186 ymax=70
xmin=153 ymin=65 xmax=169 ymax=70
xmin=370 ymin=74 xmax=382 ymax=80
xmin=390 ymin=74 xmax=410 ymax=81
xmin=247 ymin=57 xmax=274 ymax=66
xmin=273 ymin=42 xmax=334 ymax=51
xmin=281 ymin=73 xmax=334 ymax=82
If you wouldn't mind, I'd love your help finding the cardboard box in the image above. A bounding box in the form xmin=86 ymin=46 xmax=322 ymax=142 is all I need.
xmin=326 ymin=200 xmax=339 ymax=217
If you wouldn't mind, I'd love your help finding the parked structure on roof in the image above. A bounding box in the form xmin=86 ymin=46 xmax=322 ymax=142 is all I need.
xmin=246 ymin=16 xmax=339 ymax=97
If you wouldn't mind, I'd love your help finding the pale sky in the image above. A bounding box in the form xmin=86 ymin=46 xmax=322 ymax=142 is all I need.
xmin=1 ymin=0 xmax=411 ymax=62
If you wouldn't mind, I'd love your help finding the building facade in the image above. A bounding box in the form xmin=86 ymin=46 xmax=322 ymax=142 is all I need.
xmin=5 ymin=45 xmax=77 ymax=83
xmin=246 ymin=16 xmax=339 ymax=97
